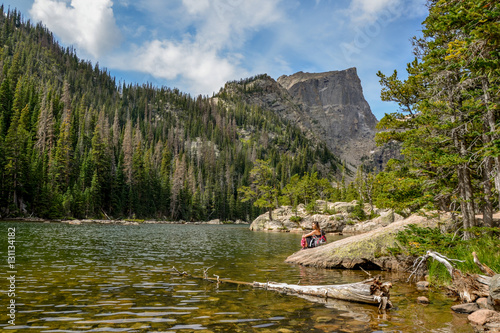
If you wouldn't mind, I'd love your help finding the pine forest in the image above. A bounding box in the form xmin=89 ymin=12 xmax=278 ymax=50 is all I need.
xmin=0 ymin=7 xmax=341 ymax=221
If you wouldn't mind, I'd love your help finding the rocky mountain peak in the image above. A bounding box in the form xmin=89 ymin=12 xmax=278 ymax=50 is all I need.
xmin=220 ymin=69 xmax=397 ymax=174
xmin=277 ymin=68 xmax=378 ymax=168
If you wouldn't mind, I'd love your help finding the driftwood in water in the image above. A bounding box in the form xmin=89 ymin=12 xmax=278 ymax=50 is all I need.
xmin=410 ymin=250 xmax=496 ymax=303
xmin=253 ymin=278 xmax=393 ymax=310
xmin=171 ymin=266 xmax=393 ymax=310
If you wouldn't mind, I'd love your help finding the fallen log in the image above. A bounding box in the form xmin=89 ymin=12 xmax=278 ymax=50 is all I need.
xmin=171 ymin=266 xmax=393 ymax=310
xmin=253 ymin=278 xmax=393 ymax=310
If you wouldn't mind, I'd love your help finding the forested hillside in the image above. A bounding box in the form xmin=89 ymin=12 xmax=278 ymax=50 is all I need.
xmin=0 ymin=7 xmax=341 ymax=221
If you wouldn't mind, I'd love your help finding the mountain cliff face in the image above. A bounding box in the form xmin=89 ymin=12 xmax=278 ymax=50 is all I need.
xmin=277 ymin=68 xmax=378 ymax=168
xmin=222 ymin=68 xmax=392 ymax=173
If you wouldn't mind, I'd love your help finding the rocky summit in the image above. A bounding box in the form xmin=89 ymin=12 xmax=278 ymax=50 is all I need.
xmin=277 ymin=68 xmax=378 ymax=168
xmin=222 ymin=68 xmax=398 ymax=173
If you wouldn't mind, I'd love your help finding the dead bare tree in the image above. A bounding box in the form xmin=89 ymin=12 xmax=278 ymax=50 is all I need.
xmin=410 ymin=250 xmax=495 ymax=303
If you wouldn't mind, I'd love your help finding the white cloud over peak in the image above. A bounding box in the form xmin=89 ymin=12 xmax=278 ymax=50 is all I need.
xmin=118 ymin=39 xmax=244 ymax=95
xmin=114 ymin=0 xmax=282 ymax=96
xmin=30 ymin=0 xmax=121 ymax=58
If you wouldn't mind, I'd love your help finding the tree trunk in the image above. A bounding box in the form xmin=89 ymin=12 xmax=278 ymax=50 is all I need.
xmin=268 ymin=208 xmax=273 ymax=221
xmin=453 ymin=125 xmax=476 ymax=239
xmin=482 ymin=78 xmax=500 ymax=210
xmin=482 ymin=154 xmax=494 ymax=228
xmin=459 ymin=164 xmax=476 ymax=239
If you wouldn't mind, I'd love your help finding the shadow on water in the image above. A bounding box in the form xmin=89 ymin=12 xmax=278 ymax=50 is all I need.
xmin=0 ymin=221 xmax=473 ymax=332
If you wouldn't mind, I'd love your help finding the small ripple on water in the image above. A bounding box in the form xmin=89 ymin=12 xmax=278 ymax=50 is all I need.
xmin=219 ymin=318 xmax=262 ymax=323
xmin=253 ymin=323 xmax=276 ymax=328
xmin=75 ymin=318 xmax=176 ymax=324
xmin=40 ymin=317 xmax=85 ymax=322
xmin=94 ymin=311 xmax=191 ymax=316
xmin=169 ymin=324 xmax=207 ymax=330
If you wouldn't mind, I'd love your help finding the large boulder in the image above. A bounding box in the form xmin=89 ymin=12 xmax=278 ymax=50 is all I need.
xmin=489 ymin=274 xmax=500 ymax=311
xmin=343 ymin=210 xmax=404 ymax=234
xmin=285 ymin=214 xmax=449 ymax=271
xmin=468 ymin=309 xmax=500 ymax=332
xmin=332 ymin=200 xmax=359 ymax=213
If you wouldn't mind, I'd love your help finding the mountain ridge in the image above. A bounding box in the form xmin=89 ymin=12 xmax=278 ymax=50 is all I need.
xmin=220 ymin=68 xmax=389 ymax=172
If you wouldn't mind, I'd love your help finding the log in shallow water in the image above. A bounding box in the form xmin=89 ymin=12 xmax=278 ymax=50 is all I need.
xmin=171 ymin=267 xmax=393 ymax=310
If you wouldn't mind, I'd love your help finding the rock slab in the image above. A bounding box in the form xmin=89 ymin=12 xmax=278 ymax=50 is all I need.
xmin=468 ymin=309 xmax=500 ymax=330
xmin=489 ymin=275 xmax=500 ymax=311
xmin=285 ymin=214 xmax=448 ymax=271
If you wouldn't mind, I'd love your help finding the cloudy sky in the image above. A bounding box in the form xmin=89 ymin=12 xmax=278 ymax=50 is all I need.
xmin=6 ymin=0 xmax=427 ymax=119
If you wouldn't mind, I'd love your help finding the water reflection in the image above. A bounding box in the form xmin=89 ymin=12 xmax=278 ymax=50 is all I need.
xmin=0 ymin=222 xmax=472 ymax=332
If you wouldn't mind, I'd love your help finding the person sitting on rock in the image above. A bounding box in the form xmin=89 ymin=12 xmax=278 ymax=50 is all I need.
xmin=301 ymin=222 xmax=322 ymax=249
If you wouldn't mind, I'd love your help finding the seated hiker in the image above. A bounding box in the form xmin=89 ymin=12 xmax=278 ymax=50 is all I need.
xmin=301 ymin=222 xmax=326 ymax=249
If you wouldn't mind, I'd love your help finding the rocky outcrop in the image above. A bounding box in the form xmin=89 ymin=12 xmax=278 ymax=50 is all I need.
xmin=222 ymin=69 xmax=400 ymax=172
xmin=277 ymin=68 xmax=378 ymax=168
xmin=284 ymin=214 xmax=450 ymax=271
xmin=278 ymin=69 xmax=378 ymax=168
xmin=249 ymin=200 xmax=403 ymax=235
xmin=342 ymin=210 xmax=404 ymax=234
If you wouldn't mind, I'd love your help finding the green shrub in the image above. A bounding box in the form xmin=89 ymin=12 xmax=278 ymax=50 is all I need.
xmin=348 ymin=202 xmax=367 ymax=221
xmin=322 ymin=207 xmax=337 ymax=215
xmin=125 ymin=218 xmax=144 ymax=223
xmin=290 ymin=216 xmax=303 ymax=223
xmin=306 ymin=202 xmax=318 ymax=215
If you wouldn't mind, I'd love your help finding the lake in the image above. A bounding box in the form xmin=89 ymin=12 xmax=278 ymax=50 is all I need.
xmin=0 ymin=222 xmax=472 ymax=332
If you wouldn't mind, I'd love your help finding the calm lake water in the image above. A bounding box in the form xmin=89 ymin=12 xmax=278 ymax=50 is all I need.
xmin=0 ymin=222 xmax=472 ymax=333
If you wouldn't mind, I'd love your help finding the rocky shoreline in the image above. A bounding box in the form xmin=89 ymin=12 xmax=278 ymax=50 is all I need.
xmin=1 ymin=217 xmax=249 ymax=226
xmin=249 ymin=200 xmax=405 ymax=235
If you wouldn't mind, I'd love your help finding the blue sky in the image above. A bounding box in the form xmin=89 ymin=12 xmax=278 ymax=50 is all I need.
xmin=5 ymin=0 xmax=427 ymax=119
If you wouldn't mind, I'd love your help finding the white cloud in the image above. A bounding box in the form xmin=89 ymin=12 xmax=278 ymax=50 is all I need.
xmin=30 ymin=0 xmax=122 ymax=58
xmin=348 ymin=0 xmax=401 ymax=24
xmin=113 ymin=0 xmax=282 ymax=95
xmin=347 ymin=0 xmax=427 ymax=25
xmin=117 ymin=39 xmax=244 ymax=95
xmin=182 ymin=0 xmax=210 ymax=15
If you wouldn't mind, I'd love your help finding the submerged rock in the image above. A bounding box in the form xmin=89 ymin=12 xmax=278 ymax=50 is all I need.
xmin=452 ymin=303 xmax=480 ymax=314
xmin=416 ymin=281 xmax=430 ymax=290
xmin=417 ymin=296 xmax=430 ymax=304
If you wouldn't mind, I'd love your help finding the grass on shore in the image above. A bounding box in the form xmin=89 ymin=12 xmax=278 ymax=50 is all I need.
xmin=394 ymin=225 xmax=500 ymax=286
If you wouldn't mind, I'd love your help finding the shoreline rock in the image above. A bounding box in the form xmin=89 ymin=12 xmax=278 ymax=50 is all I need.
xmin=1 ymin=217 xmax=249 ymax=226
xmin=249 ymin=200 xmax=403 ymax=235
xmin=284 ymin=213 xmax=450 ymax=271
